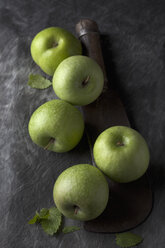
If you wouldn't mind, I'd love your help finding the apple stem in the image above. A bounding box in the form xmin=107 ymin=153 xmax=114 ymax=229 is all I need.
xmin=116 ymin=141 xmax=124 ymax=146
xmin=82 ymin=75 xmax=90 ymax=87
xmin=44 ymin=138 xmax=55 ymax=150
xmin=52 ymin=42 xmax=58 ymax=48
xmin=74 ymin=206 xmax=79 ymax=215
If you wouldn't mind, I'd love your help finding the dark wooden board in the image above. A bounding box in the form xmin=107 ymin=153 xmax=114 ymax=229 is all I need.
xmin=76 ymin=19 xmax=153 ymax=233
xmin=1 ymin=1 xmax=165 ymax=247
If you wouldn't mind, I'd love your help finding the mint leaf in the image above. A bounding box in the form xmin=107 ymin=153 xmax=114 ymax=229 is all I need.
xmin=28 ymin=74 xmax=52 ymax=89
xmin=28 ymin=208 xmax=49 ymax=224
xmin=28 ymin=214 xmax=39 ymax=224
xmin=38 ymin=208 xmax=50 ymax=219
xmin=116 ymin=232 xmax=143 ymax=248
xmin=40 ymin=207 xmax=62 ymax=235
xmin=62 ymin=226 xmax=81 ymax=234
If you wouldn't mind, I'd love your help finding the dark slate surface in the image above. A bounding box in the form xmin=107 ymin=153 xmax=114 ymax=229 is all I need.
xmin=0 ymin=0 xmax=165 ymax=247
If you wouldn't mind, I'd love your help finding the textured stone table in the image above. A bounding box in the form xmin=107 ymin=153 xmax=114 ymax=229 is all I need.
xmin=0 ymin=0 xmax=165 ymax=247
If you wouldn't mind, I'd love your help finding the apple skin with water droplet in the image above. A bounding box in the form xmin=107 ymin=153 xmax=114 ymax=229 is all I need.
xmin=52 ymin=55 xmax=104 ymax=106
xmin=53 ymin=164 xmax=109 ymax=221
xmin=93 ymin=126 xmax=150 ymax=183
xmin=28 ymin=99 xmax=84 ymax=153
xmin=30 ymin=27 xmax=82 ymax=76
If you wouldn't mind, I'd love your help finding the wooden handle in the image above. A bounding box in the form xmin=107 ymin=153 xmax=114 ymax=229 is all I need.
xmin=76 ymin=19 xmax=108 ymax=89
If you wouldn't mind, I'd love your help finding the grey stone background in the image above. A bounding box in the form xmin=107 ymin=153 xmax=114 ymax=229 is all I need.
xmin=0 ymin=0 xmax=165 ymax=247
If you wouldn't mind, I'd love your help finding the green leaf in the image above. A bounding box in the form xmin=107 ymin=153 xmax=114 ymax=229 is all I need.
xmin=28 ymin=207 xmax=62 ymax=235
xmin=116 ymin=232 xmax=143 ymax=248
xmin=38 ymin=208 xmax=50 ymax=219
xmin=62 ymin=226 xmax=81 ymax=234
xmin=28 ymin=74 xmax=52 ymax=89
xmin=40 ymin=207 xmax=62 ymax=235
xmin=28 ymin=214 xmax=39 ymax=224
xmin=28 ymin=208 xmax=49 ymax=224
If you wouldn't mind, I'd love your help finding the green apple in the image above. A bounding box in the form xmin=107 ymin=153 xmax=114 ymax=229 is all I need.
xmin=31 ymin=27 xmax=82 ymax=76
xmin=28 ymin=99 xmax=84 ymax=152
xmin=93 ymin=126 xmax=150 ymax=183
xmin=53 ymin=164 xmax=109 ymax=221
xmin=52 ymin=55 xmax=104 ymax=106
